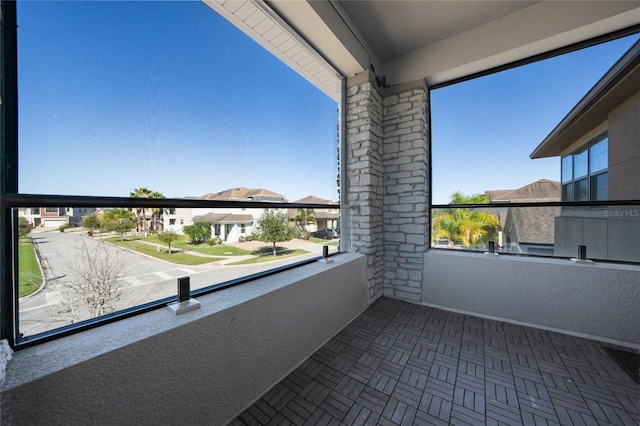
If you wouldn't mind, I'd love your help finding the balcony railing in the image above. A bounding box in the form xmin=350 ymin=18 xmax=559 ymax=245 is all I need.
xmin=3 ymin=194 xmax=340 ymax=348
xmin=430 ymin=200 xmax=640 ymax=264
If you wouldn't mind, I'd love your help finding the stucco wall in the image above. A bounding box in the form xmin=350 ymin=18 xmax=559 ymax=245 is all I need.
xmin=1 ymin=253 xmax=368 ymax=425
xmin=423 ymin=251 xmax=640 ymax=348
xmin=609 ymin=89 xmax=640 ymax=199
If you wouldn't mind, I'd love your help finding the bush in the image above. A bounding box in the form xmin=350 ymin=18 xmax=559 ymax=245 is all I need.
xmin=205 ymin=237 xmax=222 ymax=246
xmin=289 ymin=226 xmax=309 ymax=240
xmin=59 ymin=224 xmax=69 ymax=232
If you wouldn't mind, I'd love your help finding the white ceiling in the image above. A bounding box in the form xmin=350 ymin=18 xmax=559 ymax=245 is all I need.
xmin=337 ymin=1 xmax=538 ymax=62
xmin=205 ymin=1 xmax=640 ymax=101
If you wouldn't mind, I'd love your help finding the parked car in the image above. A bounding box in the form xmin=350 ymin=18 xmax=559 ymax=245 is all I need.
xmin=311 ymin=229 xmax=335 ymax=239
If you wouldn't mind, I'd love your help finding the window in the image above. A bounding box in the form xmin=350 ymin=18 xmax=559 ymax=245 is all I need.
xmin=431 ymin=32 xmax=639 ymax=263
xmin=561 ymin=134 xmax=608 ymax=201
xmin=3 ymin=1 xmax=340 ymax=347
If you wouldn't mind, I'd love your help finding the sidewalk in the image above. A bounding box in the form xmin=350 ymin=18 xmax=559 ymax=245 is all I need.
xmin=132 ymin=238 xmax=331 ymax=265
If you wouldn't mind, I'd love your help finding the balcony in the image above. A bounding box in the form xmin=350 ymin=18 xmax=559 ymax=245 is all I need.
xmin=230 ymin=298 xmax=639 ymax=425
xmin=2 ymin=1 xmax=640 ymax=425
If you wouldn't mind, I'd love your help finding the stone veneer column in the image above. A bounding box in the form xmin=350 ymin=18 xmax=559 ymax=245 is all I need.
xmin=382 ymin=81 xmax=429 ymax=301
xmin=345 ymin=71 xmax=385 ymax=303
xmin=345 ymin=71 xmax=429 ymax=304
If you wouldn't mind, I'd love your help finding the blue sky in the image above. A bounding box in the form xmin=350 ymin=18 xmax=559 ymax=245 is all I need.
xmin=17 ymin=2 xmax=640 ymax=205
xmin=431 ymin=33 xmax=640 ymax=204
xmin=17 ymin=1 xmax=339 ymax=201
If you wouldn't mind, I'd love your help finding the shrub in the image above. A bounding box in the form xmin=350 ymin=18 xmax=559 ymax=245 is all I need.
xmin=205 ymin=237 xmax=222 ymax=246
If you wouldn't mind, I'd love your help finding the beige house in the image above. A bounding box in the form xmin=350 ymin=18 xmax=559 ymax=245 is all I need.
xmin=531 ymin=40 xmax=640 ymax=261
xmin=289 ymin=195 xmax=339 ymax=233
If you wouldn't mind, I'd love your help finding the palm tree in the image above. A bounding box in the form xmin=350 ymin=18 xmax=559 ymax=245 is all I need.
xmin=129 ymin=188 xmax=165 ymax=233
xmin=432 ymin=191 xmax=500 ymax=248
xmin=295 ymin=208 xmax=316 ymax=232
xmin=149 ymin=191 xmax=165 ymax=231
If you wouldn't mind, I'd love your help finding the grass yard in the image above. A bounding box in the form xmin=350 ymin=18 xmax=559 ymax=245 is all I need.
xmin=226 ymin=249 xmax=309 ymax=265
xmin=140 ymin=234 xmax=251 ymax=256
xmin=19 ymin=238 xmax=42 ymax=297
xmin=309 ymin=237 xmax=340 ymax=246
xmin=106 ymin=238 xmax=223 ymax=265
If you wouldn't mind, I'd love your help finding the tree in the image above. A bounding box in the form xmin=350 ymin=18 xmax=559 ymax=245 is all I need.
xmin=60 ymin=238 xmax=130 ymax=322
xmin=81 ymin=213 xmax=101 ymax=235
xmin=294 ymin=208 xmax=316 ymax=232
xmin=129 ymin=187 xmax=165 ymax=232
xmin=18 ymin=217 xmax=33 ymax=238
xmin=257 ymin=209 xmax=292 ymax=256
xmin=183 ymin=222 xmax=211 ymax=244
xmin=101 ymin=208 xmax=137 ymax=240
xmin=432 ymin=191 xmax=500 ymax=248
xmin=157 ymin=231 xmax=179 ymax=254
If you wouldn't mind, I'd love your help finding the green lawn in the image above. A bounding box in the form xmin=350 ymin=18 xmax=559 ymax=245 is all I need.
xmin=19 ymin=238 xmax=42 ymax=297
xmin=226 ymin=249 xmax=309 ymax=265
xmin=106 ymin=238 xmax=223 ymax=265
xmin=139 ymin=234 xmax=251 ymax=256
xmin=309 ymin=237 xmax=340 ymax=246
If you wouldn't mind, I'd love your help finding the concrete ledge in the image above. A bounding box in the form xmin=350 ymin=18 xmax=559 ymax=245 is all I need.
xmin=424 ymin=250 xmax=640 ymax=348
xmin=1 ymin=253 xmax=368 ymax=425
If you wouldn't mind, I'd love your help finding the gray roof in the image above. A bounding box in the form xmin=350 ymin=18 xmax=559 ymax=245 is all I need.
xmin=293 ymin=195 xmax=338 ymax=204
xmin=505 ymin=206 xmax=561 ymax=245
xmin=486 ymin=179 xmax=560 ymax=202
xmin=200 ymin=187 xmax=287 ymax=202
xmin=192 ymin=213 xmax=254 ymax=223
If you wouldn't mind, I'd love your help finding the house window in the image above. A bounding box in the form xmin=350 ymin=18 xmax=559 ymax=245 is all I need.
xmin=241 ymin=224 xmax=246 ymax=234
xmin=44 ymin=207 xmax=59 ymax=213
xmin=561 ymin=134 xmax=608 ymax=201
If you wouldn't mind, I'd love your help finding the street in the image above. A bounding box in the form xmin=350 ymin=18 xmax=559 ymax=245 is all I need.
xmin=19 ymin=230 xmax=334 ymax=336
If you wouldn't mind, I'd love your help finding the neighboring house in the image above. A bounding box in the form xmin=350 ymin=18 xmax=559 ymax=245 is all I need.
xmin=289 ymin=195 xmax=339 ymax=232
xmin=485 ymin=179 xmax=561 ymax=255
xmin=171 ymin=187 xmax=288 ymax=243
xmin=20 ymin=207 xmax=96 ymax=228
xmin=531 ymin=40 xmax=640 ymax=262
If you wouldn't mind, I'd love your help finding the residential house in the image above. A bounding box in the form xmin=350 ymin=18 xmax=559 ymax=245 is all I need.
xmin=19 ymin=207 xmax=96 ymax=228
xmin=289 ymin=195 xmax=339 ymax=233
xmin=486 ymin=179 xmax=561 ymax=255
xmin=531 ymin=39 xmax=640 ymax=261
xmin=3 ymin=3 xmax=640 ymax=425
xmin=172 ymin=187 xmax=288 ymax=243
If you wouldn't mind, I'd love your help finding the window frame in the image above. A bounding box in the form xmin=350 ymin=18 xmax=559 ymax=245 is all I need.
xmin=561 ymin=133 xmax=609 ymax=202
xmin=0 ymin=1 xmax=343 ymax=349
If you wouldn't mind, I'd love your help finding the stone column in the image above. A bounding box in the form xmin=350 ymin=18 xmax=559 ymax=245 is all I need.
xmin=345 ymin=72 xmax=429 ymax=304
xmin=382 ymin=81 xmax=429 ymax=301
xmin=345 ymin=71 xmax=385 ymax=303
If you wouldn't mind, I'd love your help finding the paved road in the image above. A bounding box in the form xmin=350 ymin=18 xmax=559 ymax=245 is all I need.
xmin=19 ymin=230 xmax=335 ymax=336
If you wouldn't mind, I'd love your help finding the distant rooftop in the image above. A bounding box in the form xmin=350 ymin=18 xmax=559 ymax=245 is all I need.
xmin=200 ymin=187 xmax=287 ymax=202
xmin=485 ymin=179 xmax=561 ymax=203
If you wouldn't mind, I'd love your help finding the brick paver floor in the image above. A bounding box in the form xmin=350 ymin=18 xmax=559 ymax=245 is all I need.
xmin=230 ymin=297 xmax=639 ymax=425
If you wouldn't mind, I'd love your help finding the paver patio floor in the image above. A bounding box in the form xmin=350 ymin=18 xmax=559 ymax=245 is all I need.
xmin=231 ymin=297 xmax=639 ymax=425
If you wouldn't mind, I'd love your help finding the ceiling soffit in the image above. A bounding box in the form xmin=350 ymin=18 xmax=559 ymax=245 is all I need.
xmin=203 ymin=0 xmax=343 ymax=101
xmin=205 ymin=1 xmax=640 ymax=100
